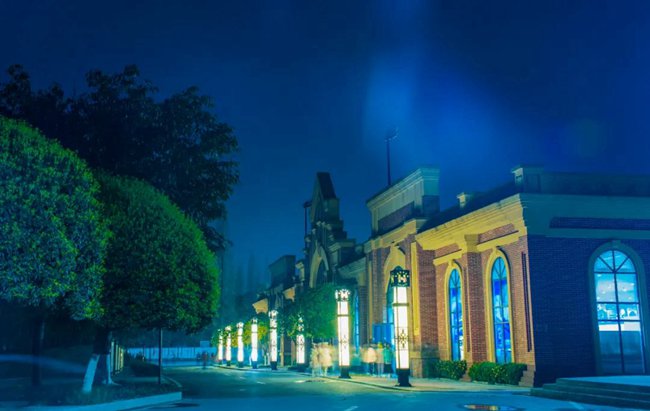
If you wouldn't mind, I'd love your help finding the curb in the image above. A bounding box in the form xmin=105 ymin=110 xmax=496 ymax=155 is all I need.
xmin=311 ymin=373 xmax=529 ymax=394
xmin=213 ymin=364 xmax=289 ymax=373
xmin=21 ymin=391 xmax=182 ymax=411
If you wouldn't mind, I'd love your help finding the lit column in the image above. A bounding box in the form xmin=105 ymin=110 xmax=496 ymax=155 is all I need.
xmin=296 ymin=316 xmax=306 ymax=372
xmin=237 ymin=322 xmax=244 ymax=367
xmin=269 ymin=310 xmax=278 ymax=370
xmin=391 ymin=266 xmax=412 ymax=387
xmin=335 ymin=288 xmax=351 ymax=379
xmin=251 ymin=318 xmax=259 ymax=369
xmin=225 ymin=325 xmax=232 ymax=366
xmin=217 ymin=330 xmax=224 ymax=364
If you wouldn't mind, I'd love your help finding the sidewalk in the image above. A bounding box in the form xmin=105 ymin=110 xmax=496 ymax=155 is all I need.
xmin=316 ymin=372 xmax=530 ymax=393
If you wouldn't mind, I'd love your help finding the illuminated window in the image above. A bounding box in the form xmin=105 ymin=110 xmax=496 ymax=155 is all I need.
xmin=491 ymin=257 xmax=511 ymax=363
xmin=353 ymin=292 xmax=360 ymax=352
xmin=594 ymin=249 xmax=645 ymax=374
xmin=449 ymin=268 xmax=464 ymax=361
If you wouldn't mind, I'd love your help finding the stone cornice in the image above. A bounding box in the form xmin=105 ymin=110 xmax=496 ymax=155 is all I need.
xmin=367 ymin=167 xmax=439 ymax=210
xmin=366 ymin=218 xmax=424 ymax=251
xmin=416 ymin=195 xmax=526 ymax=251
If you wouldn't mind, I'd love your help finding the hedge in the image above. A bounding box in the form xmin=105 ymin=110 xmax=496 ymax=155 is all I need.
xmin=468 ymin=361 xmax=527 ymax=385
xmin=429 ymin=360 xmax=467 ymax=380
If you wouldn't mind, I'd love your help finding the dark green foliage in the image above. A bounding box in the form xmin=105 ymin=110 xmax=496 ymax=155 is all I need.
xmin=280 ymin=283 xmax=337 ymax=340
xmin=129 ymin=359 xmax=160 ymax=377
xmin=0 ymin=116 xmax=107 ymax=319
xmin=0 ymin=65 xmax=238 ymax=251
xmin=96 ymin=174 xmax=219 ymax=333
xmin=501 ymin=362 xmax=528 ymax=385
xmin=468 ymin=361 xmax=527 ymax=385
xmin=429 ymin=360 xmax=467 ymax=380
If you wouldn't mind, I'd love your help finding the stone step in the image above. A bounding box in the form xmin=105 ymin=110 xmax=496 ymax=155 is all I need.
xmin=531 ymin=385 xmax=650 ymax=410
xmin=542 ymin=382 xmax=650 ymax=402
xmin=556 ymin=377 xmax=650 ymax=394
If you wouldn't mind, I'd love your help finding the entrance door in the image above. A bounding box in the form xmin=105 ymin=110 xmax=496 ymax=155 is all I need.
xmin=594 ymin=249 xmax=646 ymax=374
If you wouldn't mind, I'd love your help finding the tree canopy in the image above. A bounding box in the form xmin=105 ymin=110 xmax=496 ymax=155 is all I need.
xmin=0 ymin=116 xmax=107 ymax=319
xmin=281 ymin=283 xmax=337 ymax=340
xmin=96 ymin=173 xmax=219 ymax=333
xmin=0 ymin=65 xmax=238 ymax=251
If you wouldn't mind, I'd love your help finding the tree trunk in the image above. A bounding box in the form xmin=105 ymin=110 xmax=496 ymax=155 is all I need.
xmin=31 ymin=316 xmax=45 ymax=387
xmin=81 ymin=327 xmax=111 ymax=393
xmin=81 ymin=354 xmax=100 ymax=394
xmin=158 ymin=328 xmax=163 ymax=385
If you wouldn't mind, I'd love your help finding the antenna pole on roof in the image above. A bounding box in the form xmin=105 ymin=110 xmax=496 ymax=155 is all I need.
xmin=385 ymin=126 xmax=398 ymax=186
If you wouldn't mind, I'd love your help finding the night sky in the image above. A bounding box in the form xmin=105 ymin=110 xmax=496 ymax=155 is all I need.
xmin=2 ymin=1 xmax=650 ymax=289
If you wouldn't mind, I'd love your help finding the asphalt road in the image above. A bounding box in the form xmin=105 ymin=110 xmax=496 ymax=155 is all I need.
xmin=143 ymin=366 xmax=638 ymax=411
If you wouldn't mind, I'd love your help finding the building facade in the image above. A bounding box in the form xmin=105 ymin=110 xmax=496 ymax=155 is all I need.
xmin=256 ymin=166 xmax=650 ymax=385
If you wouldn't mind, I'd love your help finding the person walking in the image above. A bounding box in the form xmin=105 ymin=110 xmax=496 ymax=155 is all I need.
xmin=366 ymin=344 xmax=377 ymax=376
xmin=310 ymin=343 xmax=321 ymax=377
xmin=383 ymin=343 xmax=393 ymax=378
xmin=320 ymin=343 xmax=333 ymax=376
xmin=375 ymin=343 xmax=384 ymax=377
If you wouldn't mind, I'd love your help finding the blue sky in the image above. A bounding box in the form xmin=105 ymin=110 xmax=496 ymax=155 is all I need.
xmin=2 ymin=1 xmax=650 ymax=288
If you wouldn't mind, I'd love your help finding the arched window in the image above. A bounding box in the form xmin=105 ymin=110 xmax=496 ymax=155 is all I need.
xmin=594 ymin=249 xmax=645 ymax=374
xmin=449 ymin=268 xmax=464 ymax=360
xmin=491 ymin=257 xmax=511 ymax=363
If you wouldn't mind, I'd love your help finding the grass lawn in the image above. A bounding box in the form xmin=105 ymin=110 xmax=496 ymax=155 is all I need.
xmin=0 ymin=378 xmax=179 ymax=406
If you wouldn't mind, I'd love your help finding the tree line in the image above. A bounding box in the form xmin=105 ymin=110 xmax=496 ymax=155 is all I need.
xmin=0 ymin=65 xmax=239 ymax=393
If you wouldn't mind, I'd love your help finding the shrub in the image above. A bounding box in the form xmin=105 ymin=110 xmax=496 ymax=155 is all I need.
xmin=468 ymin=361 xmax=499 ymax=383
xmin=501 ymin=363 xmax=527 ymax=385
xmin=468 ymin=361 xmax=527 ymax=385
xmin=430 ymin=360 xmax=467 ymax=380
xmin=129 ymin=360 xmax=159 ymax=377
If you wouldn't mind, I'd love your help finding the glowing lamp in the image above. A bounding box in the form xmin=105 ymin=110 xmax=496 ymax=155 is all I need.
xmin=391 ymin=266 xmax=412 ymax=387
xmin=217 ymin=330 xmax=224 ymax=364
xmin=225 ymin=325 xmax=232 ymax=366
xmin=296 ymin=316 xmax=306 ymax=371
xmin=237 ymin=322 xmax=244 ymax=367
xmin=269 ymin=310 xmax=278 ymax=370
xmin=335 ymin=288 xmax=351 ymax=379
xmin=251 ymin=318 xmax=259 ymax=369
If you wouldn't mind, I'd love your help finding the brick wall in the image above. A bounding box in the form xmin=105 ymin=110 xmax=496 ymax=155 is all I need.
xmin=415 ymin=244 xmax=437 ymax=376
xmin=527 ymin=236 xmax=650 ymax=385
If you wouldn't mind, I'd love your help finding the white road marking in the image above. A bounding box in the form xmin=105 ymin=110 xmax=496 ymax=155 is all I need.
xmin=238 ymin=376 xmax=245 ymax=380
xmin=343 ymin=406 xmax=359 ymax=411
xmin=569 ymin=402 xmax=585 ymax=410
xmin=256 ymin=381 xmax=266 ymax=385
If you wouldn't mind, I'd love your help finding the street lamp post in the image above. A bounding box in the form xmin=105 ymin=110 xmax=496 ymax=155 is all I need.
xmin=335 ymin=288 xmax=351 ymax=379
xmin=390 ymin=266 xmax=412 ymax=387
xmin=269 ymin=310 xmax=278 ymax=370
xmin=225 ymin=325 xmax=232 ymax=367
xmin=296 ymin=316 xmax=306 ymax=372
xmin=251 ymin=318 xmax=259 ymax=369
xmin=237 ymin=322 xmax=244 ymax=367
xmin=217 ymin=330 xmax=224 ymax=364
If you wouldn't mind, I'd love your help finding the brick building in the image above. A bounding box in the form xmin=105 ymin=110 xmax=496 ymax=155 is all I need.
xmin=373 ymin=166 xmax=650 ymax=385
xmin=256 ymin=166 xmax=650 ymax=385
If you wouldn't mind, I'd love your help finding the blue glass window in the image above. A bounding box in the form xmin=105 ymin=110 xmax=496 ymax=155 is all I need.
xmin=449 ymin=269 xmax=464 ymax=360
xmin=353 ymin=292 xmax=360 ymax=352
xmin=491 ymin=257 xmax=511 ymax=363
xmin=386 ymin=285 xmax=394 ymax=346
xmin=594 ymin=249 xmax=645 ymax=374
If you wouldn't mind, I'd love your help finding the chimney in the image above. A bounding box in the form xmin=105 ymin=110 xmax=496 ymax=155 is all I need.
xmin=512 ymin=165 xmax=544 ymax=192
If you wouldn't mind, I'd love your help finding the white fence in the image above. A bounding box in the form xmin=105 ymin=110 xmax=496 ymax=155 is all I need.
xmin=127 ymin=346 xmax=216 ymax=362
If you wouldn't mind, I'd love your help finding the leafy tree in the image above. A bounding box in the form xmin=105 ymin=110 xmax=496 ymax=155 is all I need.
xmin=281 ymin=283 xmax=337 ymax=340
xmin=83 ymin=173 xmax=219 ymax=392
xmin=0 ymin=65 xmax=239 ymax=251
xmin=0 ymin=116 xmax=107 ymax=385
